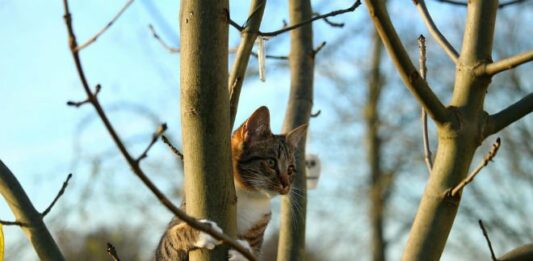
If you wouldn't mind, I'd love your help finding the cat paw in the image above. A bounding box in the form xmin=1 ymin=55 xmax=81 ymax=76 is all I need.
xmin=229 ymin=240 xmax=252 ymax=261
xmin=193 ymin=219 xmax=223 ymax=250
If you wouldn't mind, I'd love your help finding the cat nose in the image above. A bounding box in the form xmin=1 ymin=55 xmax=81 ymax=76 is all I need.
xmin=279 ymin=174 xmax=290 ymax=194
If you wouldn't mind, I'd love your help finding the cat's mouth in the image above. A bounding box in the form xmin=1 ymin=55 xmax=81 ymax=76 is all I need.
xmin=278 ymin=185 xmax=290 ymax=195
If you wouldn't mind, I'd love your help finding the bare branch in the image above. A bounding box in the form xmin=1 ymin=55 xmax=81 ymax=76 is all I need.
xmin=364 ymin=0 xmax=452 ymax=124
xmin=484 ymin=93 xmax=533 ymax=137
xmin=62 ymin=2 xmax=255 ymax=259
xmin=433 ymin=0 xmax=530 ymax=9
xmin=228 ymin=0 xmax=267 ymax=128
xmin=0 ymin=219 xmax=26 ymax=226
xmin=449 ymin=138 xmax=501 ymax=197
xmin=67 ymin=84 xmax=101 ymax=107
xmin=161 ymin=135 xmax=184 ymax=161
xmin=106 ymin=242 xmax=120 ymax=261
xmin=482 ymin=49 xmax=533 ymax=76
xmin=75 ymin=0 xmax=134 ymax=51
xmin=310 ymin=110 xmax=321 ymax=118
xmin=479 ymin=220 xmax=498 ymax=261
xmin=312 ymin=41 xmax=327 ymax=57
xmin=148 ymin=24 xmax=180 ymax=53
xmin=414 ymin=0 xmax=459 ymax=63
xmin=313 ymin=12 xmax=345 ymax=27
xmin=136 ymin=123 xmax=167 ymax=163
xmin=41 ymin=173 xmax=72 ymax=217
xmin=0 ymin=160 xmax=65 ymax=259
xmin=418 ymin=35 xmax=433 ymax=172
xmin=228 ymin=0 xmax=361 ymax=38
xmin=251 ymin=51 xmax=289 ymax=60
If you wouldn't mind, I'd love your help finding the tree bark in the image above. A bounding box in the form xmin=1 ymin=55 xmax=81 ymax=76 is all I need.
xmin=179 ymin=1 xmax=236 ymax=260
xmin=364 ymin=29 xmax=386 ymax=261
xmin=277 ymin=0 xmax=314 ymax=260
xmin=401 ymin=1 xmax=499 ymax=260
xmin=0 ymin=160 xmax=65 ymax=261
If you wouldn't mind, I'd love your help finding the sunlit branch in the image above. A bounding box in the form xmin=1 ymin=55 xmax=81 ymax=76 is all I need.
xmin=363 ymin=0 xmax=452 ymax=124
xmin=484 ymin=93 xmax=533 ymax=137
xmin=433 ymin=0 xmax=529 ymax=9
xmin=136 ymin=123 xmax=167 ymax=163
xmin=107 ymin=243 xmax=120 ymax=261
xmin=483 ymin=49 xmax=533 ymax=76
xmin=414 ymin=0 xmax=459 ymax=63
xmin=418 ymin=35 xmax=434 ymax=173
xmin=449 ymin=138 xmax=501 ymax=197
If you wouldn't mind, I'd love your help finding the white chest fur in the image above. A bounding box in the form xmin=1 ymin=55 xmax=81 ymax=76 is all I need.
xmin=235 ymin=188 xmax=272 ymax=235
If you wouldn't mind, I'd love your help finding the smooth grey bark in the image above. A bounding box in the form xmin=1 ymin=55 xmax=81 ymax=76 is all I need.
xmin=277 ymin=0 xmax=314 ymax=260
xmin=179 ymin=1 xmax=236 ymax=260
xmin=0 ymin=160 xmax=65 ymax=261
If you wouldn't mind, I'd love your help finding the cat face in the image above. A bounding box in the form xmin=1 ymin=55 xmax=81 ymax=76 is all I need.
xmin=232 ymin=106 xmax=307 ymax=197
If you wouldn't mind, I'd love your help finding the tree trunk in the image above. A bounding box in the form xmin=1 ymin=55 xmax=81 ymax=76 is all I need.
xmin=0 ymin=160 xmax=65 ymax=261
xmin=401 ymin=1 xmax=498 ymax=260
xmin=364 ymin=29 xmax=386 ymax=261
xmin=277 ymin=0 xmax=314 ymax=260
xmin=179 ymin=1 xmax=236 ymax=260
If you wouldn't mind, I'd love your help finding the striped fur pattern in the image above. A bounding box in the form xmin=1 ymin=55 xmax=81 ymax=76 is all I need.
xmin=155 ymin=106 xmax=307 ymax=260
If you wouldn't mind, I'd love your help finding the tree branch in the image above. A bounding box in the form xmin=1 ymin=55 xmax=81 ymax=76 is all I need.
xmin=418 ymin=35 xmax=434 ymax=173
xmin=135 ymin=123 xmax=167 ymax=163
xmin=449 ymin=138 xmax=501 ymax=197
xmin=484 ymin=93 xmax=533 ymax=137
xmin=364 ymin=0 xmax=452 ymax=124
xmin=228 ymin=0 xmax=361 ymax=38
xmin=228 ymin=0 xmax=267 ymax=128
xmin=479 ymin=220 xmax=498 ymax=261
xmin=161 ymin=135 xmax=184 ymax=161
xmin=414 ymin=0 xmax=459 ymax=63
xmin=148 ymin=24 xmax=180 ymax=53
xmin=41 ymin=174 xmax=72 ymax=217
xmin=0 ymin=160 xmax=65 ymax=260
xmin=75 ymin=0 xmax=134 ymax=51
xmin=482 ymin=49 xmax=533 ymax=76
xmin=107 ymin=242 xmax=120 ymax=261
xmin=62 ymin=2 xmax=255 ymax=259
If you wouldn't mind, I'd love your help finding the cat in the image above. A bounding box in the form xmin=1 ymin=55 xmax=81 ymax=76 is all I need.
xmin=155 ymin=106 xmax=307 ymax=261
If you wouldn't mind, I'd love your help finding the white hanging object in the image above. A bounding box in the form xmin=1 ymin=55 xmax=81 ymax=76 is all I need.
xmin=256 ymin=37 xmax=267 ymax=82
xmin=305 ymin=154 xmax=321 ymax=189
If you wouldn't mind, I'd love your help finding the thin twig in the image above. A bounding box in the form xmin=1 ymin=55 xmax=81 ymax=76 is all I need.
xmin=414 ymin=0 xmax=459 ymax=63
xmin=136 ymin=123 xmax=168 ymax=163
xmin=479 ymin=220 xmax=498 ymax=261
xmin=106 ymin=242 xmax=120 ymax=261
xmin=313 ymin=12 xmax=345 ymax=27
xmin=67 ymin=84 xmax=101 ymax=107
xmin=228 ymin=0 xmax=361 ymax=37
xmin=251 ymin=51 xmax=289 ymax=60
xmin=42 ymin=174 xmax=72 ymax=217
xmin=310 ymin=110 xmax=321 ymax=118
xmin=312 ymin=41 xmax=327 ymax=57
xmin=450 ymin=138 xmax=501 ymax=197
xmin=148 ymin=24 xmax=180 ymax=53
xmin=62 ymin=2 xmax=256 ymax=260
xmin=161 ymin=135 xmax=184 ymax=161
xmin=418 ymin=35 xmax=433 ymax=172
xmin=75 ymin=0 xmax=134 ymax=51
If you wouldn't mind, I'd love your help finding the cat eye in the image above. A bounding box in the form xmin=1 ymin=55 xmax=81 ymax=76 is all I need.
xmin=267 ymin=159 xmax=276 ymax=168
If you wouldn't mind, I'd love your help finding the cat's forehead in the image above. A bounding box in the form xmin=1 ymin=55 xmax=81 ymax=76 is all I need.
xmin=245 ymin=135 xmax=294 ymax=159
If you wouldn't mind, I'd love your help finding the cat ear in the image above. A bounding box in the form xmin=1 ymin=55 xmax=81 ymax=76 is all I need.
xmin=286 ymin=124 xmax=307 ymax=148
xmin=242 ymin=106 xmax=271 ymax=143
